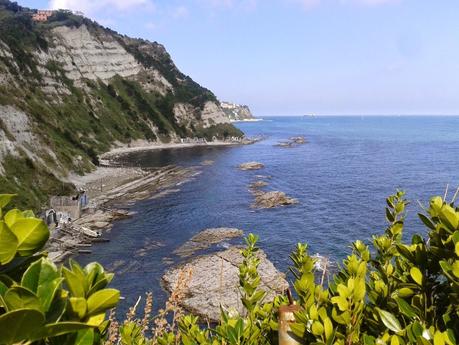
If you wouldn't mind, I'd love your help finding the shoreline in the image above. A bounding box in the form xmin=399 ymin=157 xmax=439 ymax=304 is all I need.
xmin=47 ymin=165 xmax=199 ymax=263
xmin=99 ymin=137 xmax=261 ymax=161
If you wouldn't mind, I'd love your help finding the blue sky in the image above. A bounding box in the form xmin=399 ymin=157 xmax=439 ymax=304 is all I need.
xmin=17 ymin=0 xmax=459 ymax=115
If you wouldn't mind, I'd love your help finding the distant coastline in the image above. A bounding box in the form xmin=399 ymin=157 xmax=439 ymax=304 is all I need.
xmin=230 ymin=118 xmax=263 ymax=123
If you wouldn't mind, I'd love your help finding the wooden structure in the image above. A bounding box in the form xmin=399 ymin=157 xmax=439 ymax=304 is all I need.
xmin=49 ymin=195 xmax=81 ymax=220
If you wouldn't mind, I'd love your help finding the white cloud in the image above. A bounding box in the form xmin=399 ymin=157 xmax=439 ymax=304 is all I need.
xmin=48 ymin=0 xmax=154 ymax=15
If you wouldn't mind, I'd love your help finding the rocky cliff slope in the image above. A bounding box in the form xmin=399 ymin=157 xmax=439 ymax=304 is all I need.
xmin=220 ymin=101 xmax=254 ymax=121
xmin=0 ymin=1 xmax=242 ymax=208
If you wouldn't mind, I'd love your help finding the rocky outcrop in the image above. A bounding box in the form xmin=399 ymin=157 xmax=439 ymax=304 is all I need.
xmin=244 ymin=168 xmax=297 ymax=209
xmin=174 ymin=228 xmax=244 ymax=258
xmin=239 ymin=162 xmax=264 ymax=171
xmin=163 ymin=247 xmax=288 ymax=321
xmin=220 ymin=101 xmax=255 ymax=121
xmin=275 ymin=136 xmax=308 ymax=148
xmin=252 ymin=191 xmax=298 ymax=209
xmin=201 ymin=101 xmax=233 ymax=128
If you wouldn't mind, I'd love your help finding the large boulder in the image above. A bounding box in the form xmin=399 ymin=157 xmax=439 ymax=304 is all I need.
xmin=162 ymin=247 xmax=288 ymax=322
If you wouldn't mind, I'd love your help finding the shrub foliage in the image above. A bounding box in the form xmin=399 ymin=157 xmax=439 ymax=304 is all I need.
xmin=0 ymin=194 xmax=119 ymax=345
xmin=0 ymin=190 xmax=458 ymax=344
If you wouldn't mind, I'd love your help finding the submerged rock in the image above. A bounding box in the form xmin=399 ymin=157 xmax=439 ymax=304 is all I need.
xmin=162 ymin=247 xmax=288 ymax=321
xmin=253 ymin=191 xmax=297 ymax=209
xmin=275 ymin=136 xmax=307 ymax=148
xmin=238 ymin=162 xmax=264 ymax=170
xmin=275 ymin=141 xmax=294 ymax=148
xmin=290 ymin=136 xmax=307 ymax=144
xmin=249 ymin=180 xmax=269 ymax=189
xmin=173 ymin=228 xmax=244 ymax=258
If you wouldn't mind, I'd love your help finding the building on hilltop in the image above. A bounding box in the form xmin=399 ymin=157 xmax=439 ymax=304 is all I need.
xmin=31 ymin=9 xmax=85 ymax=22
xmin=32 ymin=10 xmax=54 ymax=22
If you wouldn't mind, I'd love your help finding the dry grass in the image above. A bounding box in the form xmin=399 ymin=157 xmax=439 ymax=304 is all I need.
xmin=154 ymin=267 xmax=193 ymax=340
xmin=103 ymin=267 xmax=193 ymax=344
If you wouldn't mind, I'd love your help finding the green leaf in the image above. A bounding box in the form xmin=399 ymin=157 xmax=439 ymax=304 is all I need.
xmin=69 ymin=297 xmax=88 ymax=319
xmin=376 ymin=308 xmax=402 ymax=333
xmin=21 ymin=258 xmax=62 ymax=312
xmin=439 ymin=205 xmax=459 ymax=230
xmin=4 ymin=209 xmax=24 ymax=228
xmin=311 ymin=321 xmax=324 ymax=336
xmin=0 ymin=308 xmax=45 ymax=344
xmin=74 ymin=328 xmax=94 ymax=345
xmin=10 ymin=218 xmax=49 ymax=256
xmin=386 ymin=208 xmax=395 ymax=222
xmin=434 ymin=331 xmax=445 ymax=345
xmin=396 ymin=288 xmax=414 ymax=298
xmin=4 ymin=286 xmax=42 ymax=311
xmin=29 ymin=322 xmax=93 ymax=341
xmin=63 ymin=267 xmax=86 ymax=298
xmin=289 ymin=322 xmax=306 ymax=338
xmin=452 ymin=261 xmax=459 ymax=278
xmin=323 ymin=317 xmax=333 ymax=339
xmin=418 ymin=213 xmax=436 ymax=230
xmin=0 ymin=281 xmax=7 ymax=296
xmin=363 ymin=334 xmax=376 ymax=345
xmin=0 ymin=194 xmax=16 ymax=209
xmin=86 ymin=288 xmax=120 ymax=316
xmin=410 ymin=267 xmax=423 ymax=285
xmin=0 ymin=221 xmax=18 ymax=265
xmin=395 ymin=297 xmax=418 ymax=318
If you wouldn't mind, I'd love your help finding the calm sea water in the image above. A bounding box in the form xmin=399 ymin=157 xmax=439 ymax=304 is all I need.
xmin=77 ymin=116 xmax=459 ymax=313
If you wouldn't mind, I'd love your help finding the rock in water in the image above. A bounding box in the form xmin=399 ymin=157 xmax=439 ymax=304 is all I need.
xmin=253 ymin=191 xmax=298 ymax=208
xmin=173 ymin=228 xmax=244 ymax=258
xmin=239 ymin=162 xmax=265 ymax=170
xmin=162 ymin=247 xmax=288 ymax=321
xmin=249 ymin=180 xmax=269 ymax=189
xmin=290 ymin=136 xmax=307 ymax=144
xmin=275 ymin=136 xmax=307 ymax=148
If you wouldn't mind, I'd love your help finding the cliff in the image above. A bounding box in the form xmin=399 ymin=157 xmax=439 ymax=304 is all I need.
xmin=0 ymin=1 xmax=243 ymax=208
xmin=220 ymin=101 xmax=254 ymax=121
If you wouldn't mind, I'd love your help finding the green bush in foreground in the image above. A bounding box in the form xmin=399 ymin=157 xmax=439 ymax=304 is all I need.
xmin=0 ymin=194 xmax=119 ymax=345
xmin=0 ymin=191 xmax=458 ymax=344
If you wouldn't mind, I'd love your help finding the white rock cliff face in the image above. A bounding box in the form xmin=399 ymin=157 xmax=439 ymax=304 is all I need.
xmin=47 ymin=25 xmax=141 ymax=82
xmin=200 ymin=101 xmax=232 ymax=128
xmin=220 ymin=101 xmax=254 ymax=121
xmin=0 ymin=105 xmax=46 ymax=173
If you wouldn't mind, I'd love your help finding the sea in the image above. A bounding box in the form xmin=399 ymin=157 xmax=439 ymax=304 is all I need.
xmin=77 ymin=115 xmax=459 ymax=314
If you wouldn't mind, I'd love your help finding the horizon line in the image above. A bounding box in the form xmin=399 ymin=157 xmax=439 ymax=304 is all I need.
xmin=256 ymin=114 xmax=459 ymax=117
